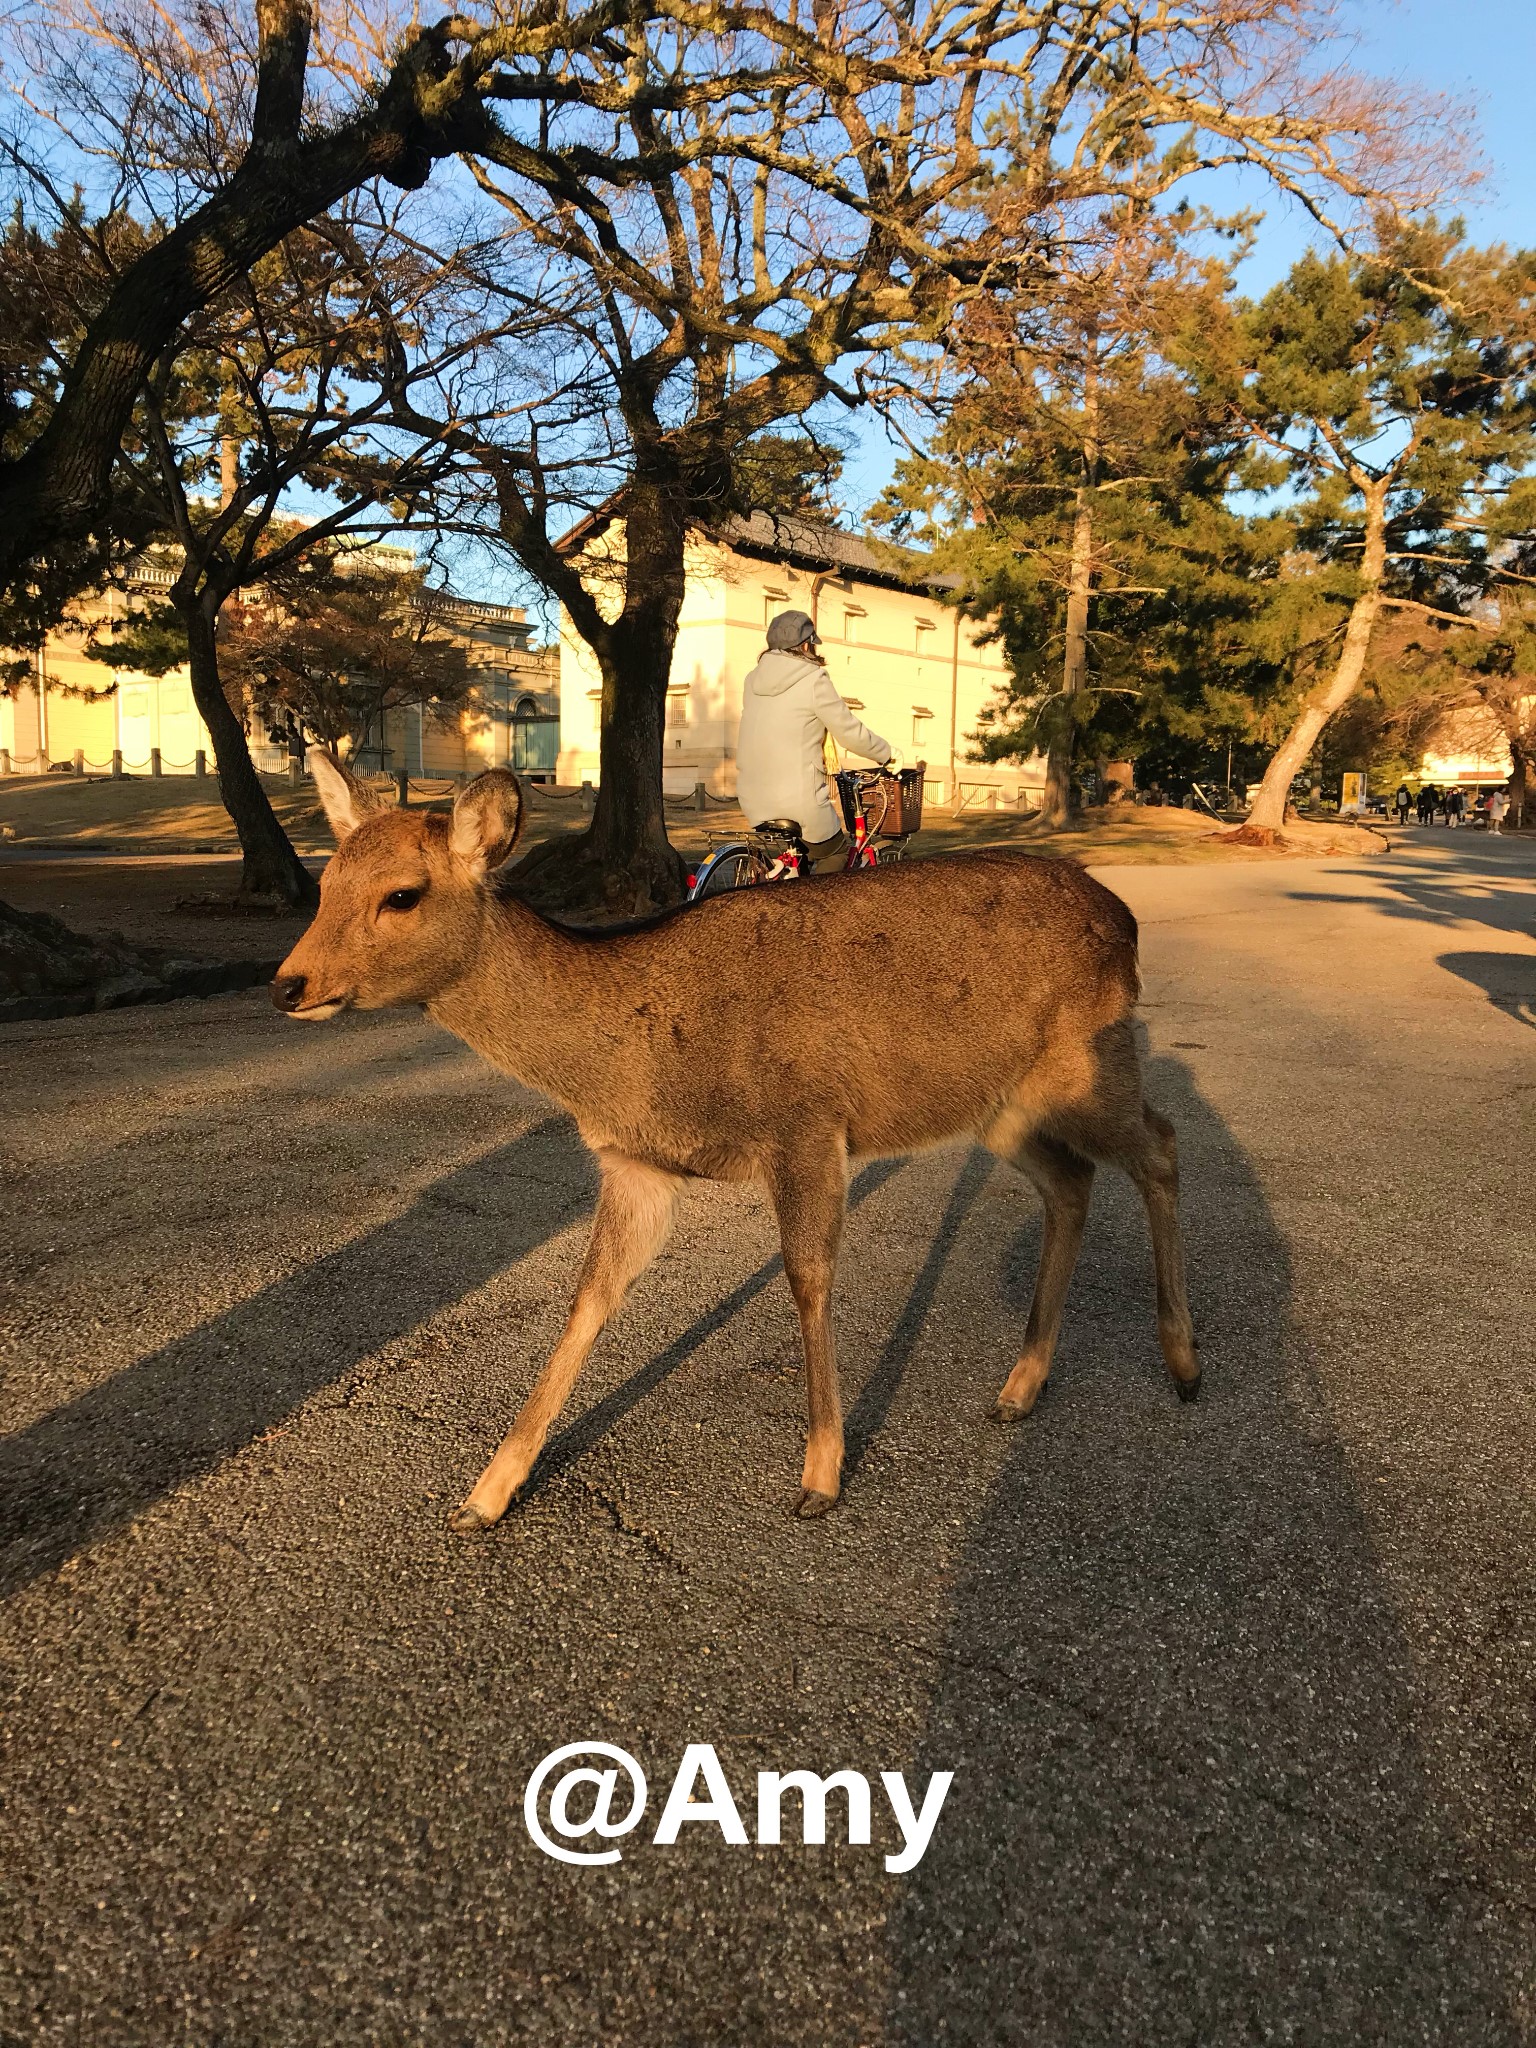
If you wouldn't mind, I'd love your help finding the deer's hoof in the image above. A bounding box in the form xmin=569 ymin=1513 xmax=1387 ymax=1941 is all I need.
xmin=793 ymin=1488 xmax=837 ymax=1520
xmin=447 ymin=1501 xmax=493 ymax=1536
xmin=992 ymin=1381 xmax=1046 ymax=1424
xmin=1173 ymin=1371 xmax=1202 ymax=1404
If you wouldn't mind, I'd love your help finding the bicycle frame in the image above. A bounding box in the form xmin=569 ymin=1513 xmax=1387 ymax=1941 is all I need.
xmin=686 ymin=771 xmax=896 ymax=900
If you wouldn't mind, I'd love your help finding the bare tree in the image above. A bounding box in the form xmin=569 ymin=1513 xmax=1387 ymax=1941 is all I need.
xmin=219 ymin=560 xmax=472 ymax=759
xmin=14 ymin=163 xmax=522 ymax=901
xmin=0 ymin=0 xmax=724 ymax=583
xmin=371 ymin=1 xmax=1454 ymax=907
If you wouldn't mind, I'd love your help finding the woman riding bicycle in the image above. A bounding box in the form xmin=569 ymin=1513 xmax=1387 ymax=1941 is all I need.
xmin=736 ymin=610 xmax=896 ymax=872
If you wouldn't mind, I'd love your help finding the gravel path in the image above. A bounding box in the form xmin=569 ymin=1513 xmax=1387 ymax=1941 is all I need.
xmin=1 ymin=834 xmax=1532 ymax=2045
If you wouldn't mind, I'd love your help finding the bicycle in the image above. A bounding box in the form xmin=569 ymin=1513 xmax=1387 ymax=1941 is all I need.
xmin=687 ymin=765 xmax=925 ymax=901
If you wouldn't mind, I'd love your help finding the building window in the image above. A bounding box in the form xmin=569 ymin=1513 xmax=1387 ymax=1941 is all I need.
xmin=514 ymin=695 xmax=540 ymax=718
xmin=842 ymin=605 xmax=865 ymax=645
xmin=764 ymin=588 xmax=788 ymax=628
xmin=915 ymin=619 xmax=936 ymax=655
xmin=912 ymin=706 xmax=934 ymax=747
xmin=666 ymin=690 xmax=689 ymax=729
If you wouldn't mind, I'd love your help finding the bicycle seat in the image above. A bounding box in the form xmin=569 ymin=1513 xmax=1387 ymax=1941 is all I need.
xmin=753 ymin=818 xmax=803 ymax=839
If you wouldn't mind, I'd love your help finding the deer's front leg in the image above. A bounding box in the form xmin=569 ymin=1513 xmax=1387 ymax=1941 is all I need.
xmin=769 ymin=1136 xmax=850 ymax=1519
xmin=448 ymin=1151 xmax=680 ymax=1535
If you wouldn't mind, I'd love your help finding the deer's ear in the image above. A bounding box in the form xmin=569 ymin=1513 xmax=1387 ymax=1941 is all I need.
xmin=310 ymin=751 xmax=382 ymax=845
xmin=450 ymin=770 xmax=525 ymax=877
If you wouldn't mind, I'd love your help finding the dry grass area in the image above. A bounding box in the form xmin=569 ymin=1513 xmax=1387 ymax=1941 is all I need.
xmin=0 ymin=781 xmax=1394 ymax=969
xmin=0 ymin=772 xmax=333 ymax=848
xmin=0 ymin=772 xmax=1391 ymax=865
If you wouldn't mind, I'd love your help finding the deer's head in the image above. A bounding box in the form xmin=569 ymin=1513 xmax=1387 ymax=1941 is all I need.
xmin=272 ymin=756 xmax=525 ymax=1019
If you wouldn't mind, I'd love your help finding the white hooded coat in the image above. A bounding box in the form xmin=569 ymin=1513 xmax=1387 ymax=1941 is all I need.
xmin=734 ymin=649 xmax=893 ymax=842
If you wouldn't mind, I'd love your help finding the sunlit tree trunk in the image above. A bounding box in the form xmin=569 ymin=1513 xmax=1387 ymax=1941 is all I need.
xmin=507 ymin=466 xmax=689 ymax=916
xmin=1039 ymin=343 xmax=1099 ymax=832
xmin=181 ymin=591 xmax=318 ymax=906
xmin=1242 ymin=478 xmax=1388 ymax=840
xmin=1509 ymin=733 xmax=1532 ymax=829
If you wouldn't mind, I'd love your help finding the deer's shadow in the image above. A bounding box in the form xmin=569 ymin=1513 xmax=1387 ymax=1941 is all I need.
xmin=882 ymin=1054 xmax=1527 ymax=2046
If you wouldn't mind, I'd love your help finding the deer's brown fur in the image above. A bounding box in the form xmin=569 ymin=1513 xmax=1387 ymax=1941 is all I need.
xmin=275 ymin=761 xmax=1198 ymax=1531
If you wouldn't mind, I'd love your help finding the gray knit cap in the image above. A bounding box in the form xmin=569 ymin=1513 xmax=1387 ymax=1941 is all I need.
xmin=765 ymin=608 xmax=819 ymax=650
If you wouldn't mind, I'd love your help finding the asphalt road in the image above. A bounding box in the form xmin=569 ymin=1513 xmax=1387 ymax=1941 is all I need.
xmin=1 ymin=832 xmax=1532 ymax=2046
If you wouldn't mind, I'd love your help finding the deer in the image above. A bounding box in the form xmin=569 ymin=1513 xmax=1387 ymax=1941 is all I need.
xmin=272 ymin=758 xmax=1199 ymax=1534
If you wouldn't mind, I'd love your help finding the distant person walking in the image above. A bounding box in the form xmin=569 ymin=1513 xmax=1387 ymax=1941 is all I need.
xmin=1489 ymin=788 xmax=1509 ymax=835
xmin=1394 ymin=783 xmax=1412 ymax=823
xmin=1446 ymin=787 xmax=1465 ymax=827
xmin=1416 ymin=784 xmax=1437 ymax=825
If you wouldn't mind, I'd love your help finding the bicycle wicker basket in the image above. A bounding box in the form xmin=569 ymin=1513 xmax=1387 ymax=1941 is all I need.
xmin=837 ymin=764 xmax=926 ymax=838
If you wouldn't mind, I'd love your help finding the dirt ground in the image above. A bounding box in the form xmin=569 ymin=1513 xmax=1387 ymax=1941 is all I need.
xmin=0 ymin=854 xmax=312 ymax=962
xmin=0 ymin=771 xmax=1400 ymax=967
xmin=0 ymin=768 xmax=1392 ymax=867
xmin=2 ymin=834 xmax=1532 ymax=2044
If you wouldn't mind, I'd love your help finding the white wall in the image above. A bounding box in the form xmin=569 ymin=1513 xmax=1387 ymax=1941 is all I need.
xmin=557 ymin=536 xmax=1044 ymax=804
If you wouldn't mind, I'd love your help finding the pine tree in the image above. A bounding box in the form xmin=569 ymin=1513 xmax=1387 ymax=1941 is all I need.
xmin=1189 ymin=222 xmax=1536 ymax=840
xmin=877 ymin=219 xmax=1295 ymax=819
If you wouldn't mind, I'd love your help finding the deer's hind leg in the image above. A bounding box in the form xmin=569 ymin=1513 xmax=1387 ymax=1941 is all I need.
xmin=1041 ymin=1061 xmax=1200 ymax=1403
xmin=448 ymin=1149 xmax=680 ymax=1535
xmin=1117 ymin=1104 xmax=1200 ymax=1399
xmin=989 ymin=1132 xmax=1096 ymax=1421
xmin=768 ymin=1137 xmax=850 ymax=1519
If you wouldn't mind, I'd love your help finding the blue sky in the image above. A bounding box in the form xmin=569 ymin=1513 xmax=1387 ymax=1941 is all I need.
xmin=838 ymin=0 xmax=1536 ymax=517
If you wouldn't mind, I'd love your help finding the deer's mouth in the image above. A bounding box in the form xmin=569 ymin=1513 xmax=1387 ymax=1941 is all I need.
xmin=288 ymin=992 xmax=355 ymax=1020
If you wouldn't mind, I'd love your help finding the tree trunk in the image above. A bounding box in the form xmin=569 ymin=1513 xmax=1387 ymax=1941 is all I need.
xmin=1038 ymin=343 xmax=1098 ymax=833
xmin=512 ymin=629 xmax=684 ymax=917
xmin=1509 ymin=736 xmax=1532 ymax=829
xmin=508 ymin=535 xmax=688 ymax=919
xmin=182 ymin=594 xmax=318 ymax=907
xmin=588 ymin=628 xmax=685 ymax=904
xmin=1039 ymin=492 xmax=1095 ymax=829
xmin=1240 ymin=481 xmax=1389 ymax=843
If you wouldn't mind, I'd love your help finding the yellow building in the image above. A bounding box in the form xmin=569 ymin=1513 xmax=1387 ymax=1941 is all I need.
xmin=1 ymin=552 xmax=558 ymax=782
xmin=1418 ymin=705 xmax=1520 ymax=790
xmin=556 ymin=512 xmax=1040 ymax=808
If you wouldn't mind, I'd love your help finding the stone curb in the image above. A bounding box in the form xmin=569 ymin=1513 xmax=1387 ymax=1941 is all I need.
xmin=0 ymin=957 xmax=281 ymax=1025
xmin=0 ymin=839 xmax=330 ymax=857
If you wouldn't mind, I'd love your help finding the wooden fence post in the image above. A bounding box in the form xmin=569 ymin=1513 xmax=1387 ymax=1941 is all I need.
xmin=111 ymin=750 xmax=124 ymax=778
xmin=150 ymin=747 xmax=162 ymax=777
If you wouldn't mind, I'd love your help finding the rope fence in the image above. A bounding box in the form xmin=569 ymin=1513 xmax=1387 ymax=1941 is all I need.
xmin=0 ymin=747 xmax=212 ymax=778
xmin=0 ymin=750 xmax=782 ymax=822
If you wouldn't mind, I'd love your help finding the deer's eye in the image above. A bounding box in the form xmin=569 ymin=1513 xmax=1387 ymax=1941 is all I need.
xmin=382 ymin=887 xmax=424 ymax=914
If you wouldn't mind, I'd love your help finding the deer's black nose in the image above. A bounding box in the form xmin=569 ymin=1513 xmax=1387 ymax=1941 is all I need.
xmin=271 ymin=972 xmax=307 ymax=1013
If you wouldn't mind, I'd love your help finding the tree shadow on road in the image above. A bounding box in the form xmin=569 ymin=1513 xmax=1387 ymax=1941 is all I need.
xmin=0 ymin=1120 xmax=930 ymax=1598
xmin=1438 ymin=949 xmax=1536 ymax=1029
xmin=1288 ymin=839 xmax=1535 ymax=942
xmin=0 ymin=1119 xmax=597 ymax=1599
xmin=883 ymin=1054 xmax=1527 ymax=2046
